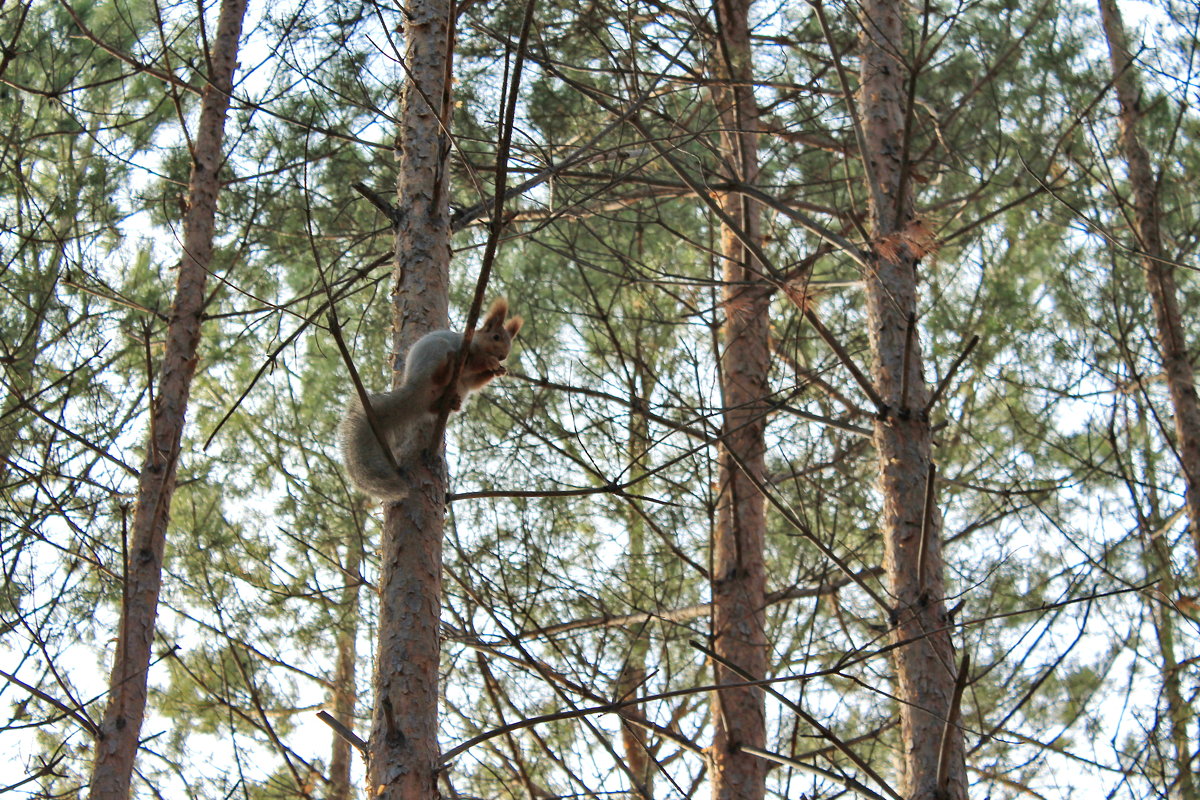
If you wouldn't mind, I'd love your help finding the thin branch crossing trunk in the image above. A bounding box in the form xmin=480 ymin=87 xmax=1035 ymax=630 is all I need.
xmin=86 ymin=0 xmax=247 ymax=796
xmin=366 ymin=0 xmax=454 ymax=795
xmin=856 ymin=2 xmax=967 ymax=798
xmin=709 ymin=0 xmax=769 ymax=798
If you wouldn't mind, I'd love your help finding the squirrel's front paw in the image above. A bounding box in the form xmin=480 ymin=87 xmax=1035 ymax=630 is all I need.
xmin=481 ymin=353 xmax=505 ymax=367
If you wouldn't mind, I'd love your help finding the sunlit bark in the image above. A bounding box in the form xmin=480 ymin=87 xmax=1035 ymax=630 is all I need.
xmin=87 ymin=0 xmax=247 ymax=796
xmin=710 ymin=1 xmax=769 ymax=799
xmin=857 ymin=1 xmax=967 ymax=797
xmin=365 ymin=0 xmax=454 ymax=796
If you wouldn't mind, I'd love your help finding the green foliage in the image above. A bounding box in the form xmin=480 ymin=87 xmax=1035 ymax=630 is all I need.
xmin=3 ymin=0 xmax=1200 ymax=797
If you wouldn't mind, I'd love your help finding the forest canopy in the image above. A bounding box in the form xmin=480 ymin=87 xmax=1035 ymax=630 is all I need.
xmin=1 ymin=0 xmax=1198 ymax=798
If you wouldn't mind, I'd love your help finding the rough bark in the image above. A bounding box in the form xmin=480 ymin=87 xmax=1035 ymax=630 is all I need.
xmin=1097 ymin=0 xmax=1200 ymax=579
xmin=709 ymin=1 xmax=769 ymax=799
xmin=86 ymin=1 xmax=246 ymax=796
xmin=856 ymin=2 xmax=968 ymax=798
xmin=365 ymin=0 xmax=454 ymax=795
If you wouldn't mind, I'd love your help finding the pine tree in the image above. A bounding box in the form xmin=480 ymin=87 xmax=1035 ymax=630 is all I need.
xmin=708 ymin=1 xmax=770 ymax=799
xmin=365 ymin=0 xmax=455 ymax=794
xmin=87 ymin=0 xmax=248 ymax=794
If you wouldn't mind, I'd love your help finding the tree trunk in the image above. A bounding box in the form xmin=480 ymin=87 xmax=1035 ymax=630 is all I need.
xmin=365 ymin=0 xmax=454 ymax=796
xmin=1098 ymin=7 xmax=1199 ymax=788
xmin=1126 ymin=402 xmax=1198 ymax=800
xmin=709 ymin=1 xmax=769 ymax=799
xmin=86 ymin=1 xmax=246 ymax=796
xmin=856 ymin=2 xmax=968 ymax=798
xmin=1097 ymin=0 xmax=1200 ymax=580
xmin=619 ymin=366 xmax=656 ymax=800
xmin=329 ymin=537 xmax=364 ymax=800
xmin=1147 ymin=541 xmax=1198 ymax=800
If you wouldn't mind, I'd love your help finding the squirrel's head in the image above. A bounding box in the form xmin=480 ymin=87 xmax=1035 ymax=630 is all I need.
xmin=477 ymin=297 xmax=523 ymax=359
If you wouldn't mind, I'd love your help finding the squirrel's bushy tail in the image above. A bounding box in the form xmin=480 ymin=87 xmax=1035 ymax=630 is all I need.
xmin=338 ymin=400 xmax=413 ymax=501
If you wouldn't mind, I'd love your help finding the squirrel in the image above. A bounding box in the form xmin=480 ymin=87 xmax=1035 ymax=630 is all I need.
xmin=338 ymin=298 xmax=523 ymax=501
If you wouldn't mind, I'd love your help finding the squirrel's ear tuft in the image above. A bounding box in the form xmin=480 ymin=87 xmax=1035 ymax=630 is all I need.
xmin=482 ymin=297 xmax=509 ymax=328
xmin=505 ymin=316 xmax=523 ymax=337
